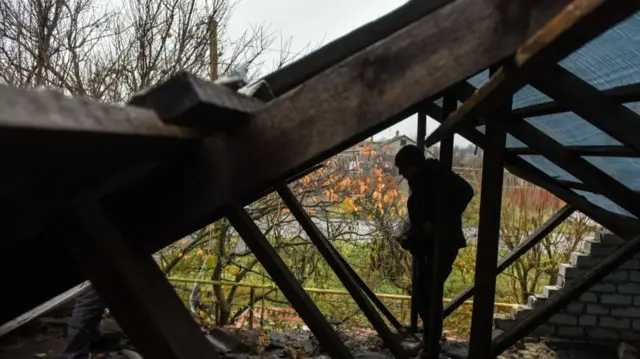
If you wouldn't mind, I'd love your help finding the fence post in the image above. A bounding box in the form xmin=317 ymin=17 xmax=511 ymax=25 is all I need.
xmin=249 ymin=287 xmax=256 ymax=329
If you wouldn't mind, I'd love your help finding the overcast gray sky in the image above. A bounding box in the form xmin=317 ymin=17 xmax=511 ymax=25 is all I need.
xmin=226 ymin=0 xmax=472 ymax=147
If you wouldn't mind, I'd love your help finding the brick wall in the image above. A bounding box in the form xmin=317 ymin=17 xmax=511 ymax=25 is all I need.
xmin=544 ymin=232 xmax=640 ymax=343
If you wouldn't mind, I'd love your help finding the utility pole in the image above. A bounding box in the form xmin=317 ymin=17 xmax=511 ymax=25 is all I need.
xmin=209 ymin=16 xmax=218 ymax=80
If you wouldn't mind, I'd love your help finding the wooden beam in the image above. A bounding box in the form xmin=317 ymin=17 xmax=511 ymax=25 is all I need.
xmin=467 ymin=72 xmax=510 ymax=358
xmin=425 ymin=0 xmax=640 ymax=148
xmin=510 ymin=145 xmax=640 ymax=157
xmin=60 ymin=198 xmax=220 ymax=359
xmin=411 ymin=110 xmax=428 ymax=333
xmin=225 ymin=204 xmax=353 ymax=359
xmin=507 ymin=119 xmax=640 ymax=218
xmin=277 ymin=186 xmax=407 ymax=359
xmin=492 ymin=233 xmax=640 ymax=356
xmin=513 ymin=82 xmax=640 ymax=118
xmin=444 ymin=205 xmax=575 ymax=317
xmin=103 ymin=0 xmax=575 ymax=282
xmin=531 ymin=64 xmax=640 ymax=153
xmin=424 ymin=102 xmax=640 ymax=242
xmin=426 ymin=95 xmax=457 ymax=356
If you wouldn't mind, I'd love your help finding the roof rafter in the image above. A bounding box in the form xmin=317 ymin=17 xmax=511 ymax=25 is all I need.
xmin=426 ymin=0 xmax=640 ymax=147
xmin=531 ymin=64 xmax=640 ymax=153
xmin=424 ymin=102 xmax=640 ymax=236
xmin=510 ymin=145 xmax=640 ymax=157
xmin=507 ymin=118 xmax=640 ymax=218
xmin=513 ymin=82 xmax=640 ymax=118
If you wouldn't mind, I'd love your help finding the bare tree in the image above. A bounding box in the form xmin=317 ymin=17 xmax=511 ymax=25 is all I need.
xmin=0 ymin=0 xmax=304 ymax=102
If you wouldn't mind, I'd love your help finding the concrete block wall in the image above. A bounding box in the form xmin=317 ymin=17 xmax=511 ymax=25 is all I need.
xmin=495 ymin=232 xmax=640 ymax=343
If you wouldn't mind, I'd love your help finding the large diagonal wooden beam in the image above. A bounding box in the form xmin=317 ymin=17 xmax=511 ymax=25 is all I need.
xmin=425 ymin=0 xmax=640 ymax=148
xmin=225 ymin=203 xmax=353 ymax=359
xmin=491 ymin=233 xmax=640 ymax=356
xmin=531 ymin=64 xmax=640 ymax=153
xmin=277 ymin=185 xmax=407 ymax=359
xmin=507 ymin=119 xmax=640 ymax=217
xmin=424 ymin=102 xmax=640 ymax=237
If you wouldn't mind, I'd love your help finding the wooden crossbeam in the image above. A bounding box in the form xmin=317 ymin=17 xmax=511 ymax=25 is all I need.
xmin=531 ymin=64 xmax=640 ymax=153
xmin=467 ymin=72 xmax=510 ymax=358
xmin=513 ymin=82 xmax=640 ymax=118
xmin=507 ymin=119 xmax=640 ymax=217
xmin=444 ymin=204 xmax=575 ymax=317
xmin=277 ymin=186 xmax=407 ymax=359
xmin=60 ymin=198 xmax=220 ymax=359
xmin=425 ymin=0 xmax=640 ymax=148
xmin=424 ymin=102 xmax=640 ymax=237
xmin=225 ymin=204 xmax=353 ymax=359
xmin=491 ymin=233 xmax=640 ymax=356
xmin=510 ymin=145 xmax=640 ymax=157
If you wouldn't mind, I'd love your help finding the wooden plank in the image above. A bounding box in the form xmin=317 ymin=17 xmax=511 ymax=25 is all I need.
xmin=513 ymin=82 xmax=640 ymax=118
xmin=510 ymin=145 xmax=640 ymax=157
xmin=491 ymin=233 xmax=640 ymax=357
xmin=425 ymin=0 xmax=640 ymax=148
xmin=507 ymin=119 xmax=640 ymax=217
xmin=277 ymin=185 xmax=407 ymax=359
xmin=225 ymin=204 xmax=353 ymax=359
xmin=531 ymin=64 xmax=640 ymax=153
xmin=260 ymin=0 xmax=455 ymax=96
xmin=130 ymin=71 xmax=265 ymax=132
xmin=60 ymin=198 xmax=220 ymax=359
xmin=411 ymin=110 xmax=428 ymax=333
xmin=467 ymin=75 xmax=510 ymax=359
xmin=443 ymin=205 xmax=575 ymax=317
xmin=0 ymin=281 xmax=91 ymax=338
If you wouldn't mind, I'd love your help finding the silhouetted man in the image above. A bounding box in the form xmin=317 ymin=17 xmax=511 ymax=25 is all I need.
xmin=394 ymin=145 xmax=474 ymax=358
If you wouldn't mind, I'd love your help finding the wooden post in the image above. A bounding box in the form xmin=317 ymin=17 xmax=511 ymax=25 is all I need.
xmin=209 ymin=16 xmax=218 ymax=81
xmin=467 ymin=67 xmax=511 ymax=359
xmin=249 ymin=287 xmax=256 ymax=329
xmin=225 ymin=203 xmax=353 ymax=359
xmin=59 ymin=198 xmax=220 ymax=359
xmin=411 ymin=109 xmax=428 ymax=333
xmin=425 ymin=95 xmax=455 ymax=358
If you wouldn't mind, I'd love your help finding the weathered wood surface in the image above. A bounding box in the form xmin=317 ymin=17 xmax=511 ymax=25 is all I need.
xmin=225 ymin=204 xmax=353 ymax=359
xmin=426 ymin=0 xmax=640 ymax=147
xmin=61 ymin=198 xmax=220 ymax=359
xmin=1 ymin=0 xmax=574 ymax=326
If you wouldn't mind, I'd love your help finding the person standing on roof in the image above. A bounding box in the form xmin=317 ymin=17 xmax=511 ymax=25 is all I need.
xmin=394 ymin=145 xmax=474 ymax=359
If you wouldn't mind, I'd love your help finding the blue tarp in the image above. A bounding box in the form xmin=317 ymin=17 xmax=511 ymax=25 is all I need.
xmin=465 ymin=13 xmax=640 ymax=218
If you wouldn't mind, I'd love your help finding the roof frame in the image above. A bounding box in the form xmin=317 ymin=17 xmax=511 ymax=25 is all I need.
xmin=425 ymin=0 xmax=640 ymax=147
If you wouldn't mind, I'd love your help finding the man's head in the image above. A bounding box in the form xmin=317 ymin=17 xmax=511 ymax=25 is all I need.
xmin=395 ymin=145 xmax=426 ymax=182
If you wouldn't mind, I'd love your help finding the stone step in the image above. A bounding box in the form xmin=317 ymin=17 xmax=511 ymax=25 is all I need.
xmin=542 ymin=285 xmax=561 ymax=299
xmin=527 ymin=294 xmax=548 ymax=309
xmin=557 ymin=263 xmax=584 ymax=287
xmin=583 ymin=238 xmax=619 ymax=257
xmin=596 ymin=232 xmax=625 ymax=247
